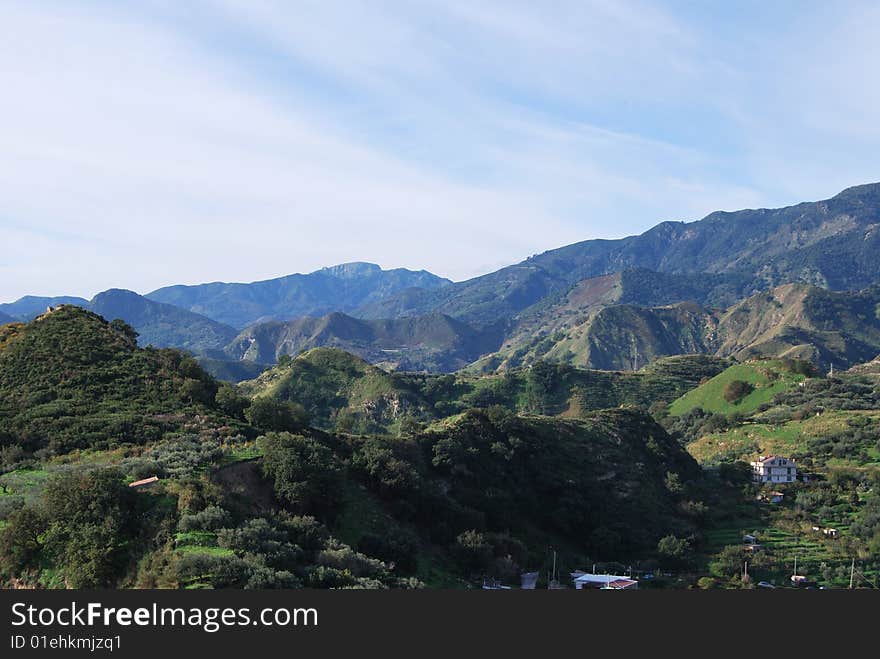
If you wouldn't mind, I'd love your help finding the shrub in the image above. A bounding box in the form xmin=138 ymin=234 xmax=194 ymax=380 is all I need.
xmin=246 ymin=398 xmax=310 ymax=432
xmin=723 ymin=380 xmax=754 ymax=404
xmin=178 ymin=506 xmax=231 ymax=532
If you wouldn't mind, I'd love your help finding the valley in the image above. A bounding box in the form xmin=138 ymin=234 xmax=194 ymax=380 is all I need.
xmin=3 ymin=183 xmax=880 ymax=590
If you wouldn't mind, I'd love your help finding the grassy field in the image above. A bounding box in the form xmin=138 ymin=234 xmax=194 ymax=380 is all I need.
xmin=688 ymin=410 xmax=880 ymax=466
xmin=669 ymin=360 xmax=805 ymax=417
xmin=0 ymin=467 xmax=52 ymax=504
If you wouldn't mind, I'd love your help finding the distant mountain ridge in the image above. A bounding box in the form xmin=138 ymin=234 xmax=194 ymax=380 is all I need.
xmin=147 ymin=261 xmax=452 ymax=328
xmin=0 ymin=290 xmax=238 ymax=354
xmin=484 ymin=283 xmax=880 ymax=372
xmin=4 ymin=183 xmax=880 ymax=374
xmin=224 ymin=311 xmax=502 ymax=372
xmin=89 ymin=289 xmax=238 ymax=354
xmin=356 ymin=183 xmax=880 ymax=326
xmin=0 ymin=295 xmax=90 ymax=320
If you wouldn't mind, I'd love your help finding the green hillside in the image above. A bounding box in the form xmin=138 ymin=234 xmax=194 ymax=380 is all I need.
xmin=0 ymin=310 xmax=706 ymax=589
xmin=241 ymin=348 xmax=729 ymax=433
xmin=674 ymin=370 xmax=880 ymax=589
xmin=0 ymin=305 xmax=247 ymax=457
xmin=239 ymin=348 xmax=429 ymax=434
xmin=669 ymin=360 xmax=808 ymax=417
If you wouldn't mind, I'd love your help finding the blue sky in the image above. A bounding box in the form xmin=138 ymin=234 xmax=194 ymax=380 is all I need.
xmin=2 ymin=0 xmax=879 ymax=301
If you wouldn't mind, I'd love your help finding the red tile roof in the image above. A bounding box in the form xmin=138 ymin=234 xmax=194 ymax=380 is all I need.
xmin=128 ymin=476 xmax=159 ymax=488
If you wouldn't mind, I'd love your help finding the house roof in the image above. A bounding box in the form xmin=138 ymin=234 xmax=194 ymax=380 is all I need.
xmin=574 ymin=573 xmax=632 ymax=584
xmin=129 ymin=476 xmax=159 ymax=488
xmin=605 ymin=579 xmax=638 ymax=589
xmin=754 ymin=455 xmax=795 ymax=465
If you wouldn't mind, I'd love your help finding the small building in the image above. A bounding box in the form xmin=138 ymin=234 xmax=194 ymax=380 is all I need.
xmin=743 ymin=534 xmax=757 ymax=544
xmin=768 ymin=491 xmax=784 ymax=504
xmin=520 ymin=572 xmax=539 ymax=589
xmin=790 ymin=575 xmax=816 ymax=587
xmin=573 ymin=573 xmax=638 ymax=590
xmin=481 ymin=578 xmax=511 ymax=590
xmin=822 ymin=528 xmax=838 ymax=538
xmin=128 ymin=475 xmax=159 ymax=489
xmin=750 ymin=456 xmax=797 ymax=484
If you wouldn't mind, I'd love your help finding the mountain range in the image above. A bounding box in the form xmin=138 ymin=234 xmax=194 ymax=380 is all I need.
xmin=146 ymin=261 xmax=451 ymax=328
xmin=475 ymin=282 xmax=880 ymax=372
xmin=4 ymin=182 xmax=880 ymax=376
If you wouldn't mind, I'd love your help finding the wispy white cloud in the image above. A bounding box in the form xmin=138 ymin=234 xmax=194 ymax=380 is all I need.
xmin=1 ymin=1 xmax=878 ymax=301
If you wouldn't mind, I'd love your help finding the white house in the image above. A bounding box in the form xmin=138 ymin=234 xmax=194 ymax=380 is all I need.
xmin=750 ymin=456 xmax=797 ymax=484
xmin=572 ymin=573 xmax=638 ymax=590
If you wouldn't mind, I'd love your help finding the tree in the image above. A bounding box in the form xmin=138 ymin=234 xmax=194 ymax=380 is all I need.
xmin=665 ymin=471 xmax=683 ymax=494
xmin=1 ymin=468 xmax=141 ymax=587
xmin=525 ymin=361 xmax=556 ymax=414
xmin=260 ymin=433 xmax=342 ymax=516
xmin=246 ymin=397 xmax=310 ymax=432
xmin=109 ymin=318 xmax=139 ymax=344
xmin=657 ymin=535 xmax=692 ymax=566
xmin=41 ymin=468 xmax=139 ymax=587
xmin=215 ymin=384 xmax=249 ymax=419
xmin=709 ymin=545 xmax=745 ymax=580
xmin=0 ymin=506 xmax=45 ymax=577
xmin=723 ymin=380 xmax=754 ymax=404
xmin=453 ymin=530 xmax=492 ymax=573
xmin=648 ymin=400 xmax=669 ymax=421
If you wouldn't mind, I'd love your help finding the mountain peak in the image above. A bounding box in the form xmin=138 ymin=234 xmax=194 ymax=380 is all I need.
xmin=315 ymin=262 xmax=384 ymax=279
xmin=831 ymin=181 xmax=880 ymax=201
xmin=91 ymin=288 xmax=141 ymax=302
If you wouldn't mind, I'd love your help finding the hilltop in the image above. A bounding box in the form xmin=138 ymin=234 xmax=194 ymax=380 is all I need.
xmin=239 ymin=348 xmax=430 ymax=433
xmin=0 ymin=290 xmax=239 ymax=357
xmin=0 ymin=305 xmax=245 ymax=457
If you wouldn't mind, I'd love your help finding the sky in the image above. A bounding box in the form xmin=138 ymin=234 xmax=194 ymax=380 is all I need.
xmin=2 ymin=0 xmax=879 ymax=302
